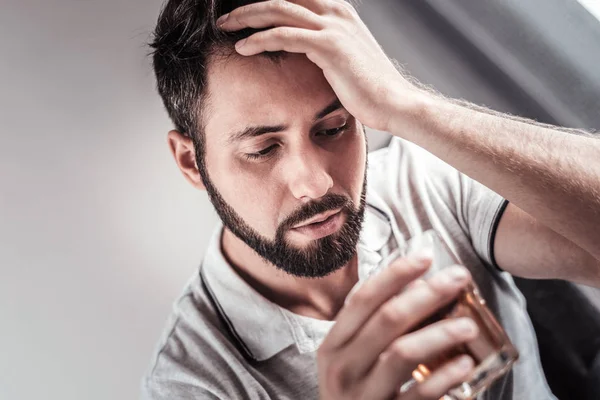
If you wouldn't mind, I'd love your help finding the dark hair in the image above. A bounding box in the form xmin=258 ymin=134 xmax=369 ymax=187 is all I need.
xmin=149 ymin=0 xmax=282 ymax=140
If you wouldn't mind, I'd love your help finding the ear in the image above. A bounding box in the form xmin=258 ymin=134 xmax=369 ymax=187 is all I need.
xmin=167 ymin=130 xmax=206 ymax=191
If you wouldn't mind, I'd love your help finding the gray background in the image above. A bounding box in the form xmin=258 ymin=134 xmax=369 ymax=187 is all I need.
xmin=1 ymin=1 xmax=598 ymax=399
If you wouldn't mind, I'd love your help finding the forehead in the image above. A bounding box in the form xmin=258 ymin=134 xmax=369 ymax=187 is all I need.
xmin=203 ymin=53 xmax=337 ymax=142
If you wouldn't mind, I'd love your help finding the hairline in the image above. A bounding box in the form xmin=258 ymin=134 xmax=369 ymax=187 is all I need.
xmin=188 ymin=48 xmax=288 ymax=141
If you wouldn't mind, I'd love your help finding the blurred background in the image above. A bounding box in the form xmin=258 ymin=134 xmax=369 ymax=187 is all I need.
xmin=1 ymin=0 xmax=599 ymax=399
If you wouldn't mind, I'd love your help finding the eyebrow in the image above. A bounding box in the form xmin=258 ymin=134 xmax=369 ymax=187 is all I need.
xmin=314 ymin=98 xmax=343 ymax=121
xmin=227 ymin=98 xmax=344 ymax=144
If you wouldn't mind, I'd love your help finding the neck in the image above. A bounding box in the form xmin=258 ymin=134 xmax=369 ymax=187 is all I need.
xmin=221 ymin=228 xmax=359 ymax=320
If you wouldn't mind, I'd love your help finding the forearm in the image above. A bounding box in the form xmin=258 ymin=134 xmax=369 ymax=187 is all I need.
xmin=390 ymin=94 xmax=600 ymax=260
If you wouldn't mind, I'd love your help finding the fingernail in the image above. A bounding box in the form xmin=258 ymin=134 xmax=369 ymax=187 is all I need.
xmin=448 ymin=265 xmax=468 ymax=282
xmin=217 ymin=13 xmax=229 ymax=26
xmin=455 ymin=318 xmax=477 ymax=335
xmin=236 ymin=38 xmax=247 ymax=49
xmin=409 ymin=248 xmax=433 ymax=268
xmin=459 ymin=355 xmax=473 ymax=370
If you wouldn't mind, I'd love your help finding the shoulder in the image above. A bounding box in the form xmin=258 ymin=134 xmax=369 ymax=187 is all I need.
xmin=142 ymin=274 xmax=248 ymax=399
xmin=141 ymin=377 xmax=220 ymax=400
xmin=367 ymin=137 xmax=463 ymax=208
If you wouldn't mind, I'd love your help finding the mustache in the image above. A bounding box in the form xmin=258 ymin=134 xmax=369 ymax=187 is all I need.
xmin=279 ymin=194 xmax=351 ymax=232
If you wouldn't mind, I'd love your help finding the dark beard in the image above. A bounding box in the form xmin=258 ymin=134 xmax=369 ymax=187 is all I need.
xmin=194 ymin=141 xmax=367 ymax=278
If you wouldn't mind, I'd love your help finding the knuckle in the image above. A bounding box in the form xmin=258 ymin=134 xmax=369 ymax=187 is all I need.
xmin=350 ymin=284 xmax=377 ymax=306
xmin=272 ymin=0 xmax=288 ymax=9
xmin=272 ymin=0 xmax=293 ymax=14
xmin=389 ymin=340 xmax=418 ymax=363
xmin=379 ymin=302 xmax=407 ymax=328
xmin=273 ymin=28 xmax=293 ymax=41
xmin=416 ymin=382 xmax=440 ymax=399
xmin=344 ymin=1 xmax=358 ymax=13
xmin=324 ymin=359 xmax=350 ymax=394
xmin=329 ymin=1 xmax=356 ymax=18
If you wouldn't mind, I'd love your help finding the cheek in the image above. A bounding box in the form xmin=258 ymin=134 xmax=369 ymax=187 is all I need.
xmin=331 ymin=130 xmax=367 ymax=200
xmin=209 ymin=154 xmax=284 ymax=235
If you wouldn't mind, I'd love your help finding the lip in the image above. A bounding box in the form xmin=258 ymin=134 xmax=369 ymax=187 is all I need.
xmin=291 ymin=210 xmax=344 ymax=240
xmin=292 ymin=208 xmax=343 ymax=229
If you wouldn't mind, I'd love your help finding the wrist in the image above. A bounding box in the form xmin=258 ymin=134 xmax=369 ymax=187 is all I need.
xmin=385 ymin=87 xmax=442 ymax=140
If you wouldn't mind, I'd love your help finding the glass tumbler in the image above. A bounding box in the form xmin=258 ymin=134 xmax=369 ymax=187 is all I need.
xmin=386 ymin=230 xmax=519 ymax=400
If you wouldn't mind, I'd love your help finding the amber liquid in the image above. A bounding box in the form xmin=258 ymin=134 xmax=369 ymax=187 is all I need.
xmin=407 ymin=283 xmax=519 ymax=400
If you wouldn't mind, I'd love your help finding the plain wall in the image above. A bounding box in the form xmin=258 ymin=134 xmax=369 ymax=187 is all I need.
xmin=0 ymin=1 xmax=390 ymax=399
xmin=3 ymin=1 xmax=598 ymax=400
xmin=0 ymin=1 xmax=216 ymax=399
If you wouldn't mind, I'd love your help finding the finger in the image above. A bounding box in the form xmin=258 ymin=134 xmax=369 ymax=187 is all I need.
xmin=404 ymin=278 xmax=427 ymax=291
xmin=320 ymin=254 xmax=432 ymax=352
xmin=291 ymin=0 xmax=361 ymax=17
xmin=231 ymin=27 xmax=325 ymax=56
xmin=284 ymin=0 xmax=355 ymax=16
xmin=340 ymin=265 xmax=472 ymax=379
xmin=218 ymin=0 xmax=324 ymax=32
xmin=400 ymin=355 xmax=475 ymax=400
xmin=360 ymin=317 xmax=478 ymax=399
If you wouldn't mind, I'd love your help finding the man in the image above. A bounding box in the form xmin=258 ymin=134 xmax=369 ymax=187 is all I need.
xmin=142 ymin=0 xmax=600 ymax=399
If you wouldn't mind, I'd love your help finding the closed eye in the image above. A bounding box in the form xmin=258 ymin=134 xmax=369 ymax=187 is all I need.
xmin=316 ymin=123 xmax=348 ymax=137
xmin=243 ymin=123 xmax=349 ymax=161
xmin=244 ymin=144 xmax=278 ymax=160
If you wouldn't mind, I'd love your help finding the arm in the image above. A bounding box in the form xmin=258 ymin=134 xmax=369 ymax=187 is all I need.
xmin=387 ymin=95 xmax=600 ymax=285
xmin=494 ymin=202 xmax=600 ymax=285
xmin=217 ymin=0 xmax=600 ymax=286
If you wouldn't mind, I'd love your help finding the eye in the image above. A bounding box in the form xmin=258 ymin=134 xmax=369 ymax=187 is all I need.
xmin=316 ymin=123 xmax=348 ymax=137
xmin=244 ymin=144 xmax=278 ymax=160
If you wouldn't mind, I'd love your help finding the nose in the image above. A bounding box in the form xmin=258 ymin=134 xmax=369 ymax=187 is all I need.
xmin=285 ymin=148 xmax=333 ymax=202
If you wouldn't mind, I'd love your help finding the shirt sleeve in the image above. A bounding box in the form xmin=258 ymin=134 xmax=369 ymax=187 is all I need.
xmin=458 ymin=170 xmax=509 ymax=269
xmin=141 ymin=378 xmax=221 ymax=400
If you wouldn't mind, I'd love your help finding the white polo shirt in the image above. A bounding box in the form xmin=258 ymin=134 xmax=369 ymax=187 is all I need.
xmin=141 ymin=138 xmax=556 ymax=399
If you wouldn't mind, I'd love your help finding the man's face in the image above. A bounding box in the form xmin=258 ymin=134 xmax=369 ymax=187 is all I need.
xmin=200 ymin=53 xmax=367 ymax=278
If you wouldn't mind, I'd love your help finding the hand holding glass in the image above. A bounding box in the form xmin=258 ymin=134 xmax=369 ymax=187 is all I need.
xmin=380 ymin=230 xmax=519 ymax=400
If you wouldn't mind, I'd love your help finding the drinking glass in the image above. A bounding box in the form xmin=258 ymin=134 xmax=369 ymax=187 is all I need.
xmin=378 ymin=230 xmax=519 ymax=400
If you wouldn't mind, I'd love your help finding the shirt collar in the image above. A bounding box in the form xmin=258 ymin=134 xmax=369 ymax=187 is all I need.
xmin=201 ymin=226 xmax=295 ymax=361
xmin=200 ymin=191 xmax=394 ymax=362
